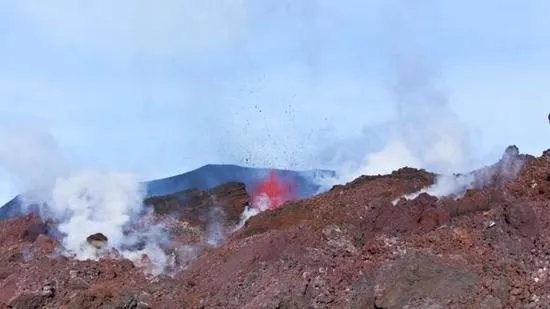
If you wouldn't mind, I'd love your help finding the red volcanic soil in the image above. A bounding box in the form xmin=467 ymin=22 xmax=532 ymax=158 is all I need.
xmin=1 ymin=148 xmax=550 ymax=308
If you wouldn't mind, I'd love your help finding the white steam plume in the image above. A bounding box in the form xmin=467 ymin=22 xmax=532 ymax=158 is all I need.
xmin=0 ymin=126 xmax=70 ymax=205
xmin=0 ymin=126 xmax=168 ymax=275
xmin=394 ymin=174 xmax=475 ymax=205
xmin=316 ymin=2 xmax=475 ymax=197
xmin=317 ymin=55 xmax=473 ymax=194
xmin=353 ymin=1 xmax=526 ymax=201
xmin=235 ymin=205 xmax=260 ymax=230
xmin=51 ymin=171 xmax=143 ymax=252
xmin=352 ymin=57 xmax=470 ymax=180
xmin=394 ymin=146 xmax=525 ymax=204
xmin=234 ymin=194 xmax=273 ymax=231
xmin=206 ymin=207 xmax=224 ymax=246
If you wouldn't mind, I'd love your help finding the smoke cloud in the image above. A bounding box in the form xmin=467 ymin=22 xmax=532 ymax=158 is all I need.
xmin=0 ymin=0 xmax=548 ymax=196
xmin=0 ymin=1 xmax=541 ymax=251
xmin=0 ymin=126 xmax=169 ymax=275
xmin=395 ymin=146 xmax=525 ymax=204
xmin=315 ymin=54 xmax=474 ymax=195
xmin=51 ymin=171 xmax=143 ymax=252
xmin=205 ymin=207 xmax=224 ymax=246
xmin=312 ymin=2 xmax=477 ymax=196
xmin=0 ymin=126 xmax=70 ymax=200
xmin=358 ymin=59 xmax=470 ymax=174
xmin=313 ymin=53 xmax=525 ymax=203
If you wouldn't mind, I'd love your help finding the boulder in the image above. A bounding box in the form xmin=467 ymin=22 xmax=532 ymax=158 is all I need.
xmin=86 ymin=233 xmax=108 ymax=249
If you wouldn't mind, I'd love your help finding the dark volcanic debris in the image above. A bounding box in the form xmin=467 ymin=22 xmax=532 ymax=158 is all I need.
xmin=1 ymin=148 xmax=550 ymax=308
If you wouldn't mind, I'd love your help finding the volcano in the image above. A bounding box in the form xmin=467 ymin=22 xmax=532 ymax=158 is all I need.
xmin=1 ymin=147 xmax=550 ymax=308
xmin=0 ymin=164 xmax=335 ymax=220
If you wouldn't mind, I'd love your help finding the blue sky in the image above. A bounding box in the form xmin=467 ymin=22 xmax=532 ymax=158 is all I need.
xmin=0 ymin=0 xmax=548 ymax=203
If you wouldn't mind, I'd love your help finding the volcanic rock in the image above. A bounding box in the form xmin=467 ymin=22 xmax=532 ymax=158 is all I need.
xmin=144 ymin=181 xmax=248 ymax=228
xmin=86 ymin=233 xmax=108 ymax=249
xmin=372 ymin=252 xmax=478 ymax=309
xmin=35 ymin=234 xmax=57 ymax=254
xmin=8 ymin=292 xmax=50 ymax=309
xmin=504 ymin=144 xmax=520 ymax=157
xmin=144 ymin=182 xmax=250 ymax=248
xmin=2 ymin=146 xmax=550 ymax=307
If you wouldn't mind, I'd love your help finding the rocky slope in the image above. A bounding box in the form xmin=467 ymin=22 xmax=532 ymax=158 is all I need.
xmin=1 ymin=147 xmax=550 ymax=308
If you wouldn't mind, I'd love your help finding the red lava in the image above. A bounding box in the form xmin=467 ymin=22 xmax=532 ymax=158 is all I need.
xmin=251 ymin=170 xmax=296 ymax=210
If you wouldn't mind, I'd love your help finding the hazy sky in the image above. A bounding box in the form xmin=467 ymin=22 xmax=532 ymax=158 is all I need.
xmin=0 ymin=0 xmax=548 ymax=203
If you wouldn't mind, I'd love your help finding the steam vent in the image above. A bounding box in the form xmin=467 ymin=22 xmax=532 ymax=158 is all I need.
xmin=86 ymin=233 xmax=108 ymax=249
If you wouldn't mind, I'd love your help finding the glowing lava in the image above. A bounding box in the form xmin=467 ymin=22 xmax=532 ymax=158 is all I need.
xmin=251 ymin=170 xmax=296 ymax=211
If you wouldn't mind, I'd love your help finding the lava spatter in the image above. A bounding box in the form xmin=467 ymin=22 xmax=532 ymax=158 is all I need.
xmin=251 ymin=170 xmax=296 ymax=211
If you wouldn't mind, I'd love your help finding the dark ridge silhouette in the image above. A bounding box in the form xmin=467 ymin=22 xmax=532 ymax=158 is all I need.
xmin=0 ymin=164 xmax=335 ymax=220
